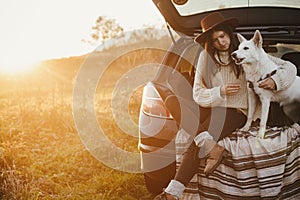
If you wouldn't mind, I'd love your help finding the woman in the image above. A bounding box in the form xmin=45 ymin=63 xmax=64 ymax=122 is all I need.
xmin=154 ymin=12 xmax=297 ymax=200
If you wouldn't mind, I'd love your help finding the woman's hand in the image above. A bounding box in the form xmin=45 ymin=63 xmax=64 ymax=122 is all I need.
xmin=259 ymin=77 xmax=276 ymax=90
xmin=220 ymin=83 xmax=241 ymax=96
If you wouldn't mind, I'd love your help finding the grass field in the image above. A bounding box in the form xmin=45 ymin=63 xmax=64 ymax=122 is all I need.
xmin=0 ymin=40 xmax=170 ymax=199
xmin=0 ymin=95 xmax=153 ymax=200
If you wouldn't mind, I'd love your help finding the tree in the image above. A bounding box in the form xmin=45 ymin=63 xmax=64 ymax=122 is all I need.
xmin=83 ymin=16 xmax=124 ymax=44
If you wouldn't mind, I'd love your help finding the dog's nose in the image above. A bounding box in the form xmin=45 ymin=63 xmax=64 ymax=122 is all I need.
xmin=231 ymin=52 xmax=237 ymax=59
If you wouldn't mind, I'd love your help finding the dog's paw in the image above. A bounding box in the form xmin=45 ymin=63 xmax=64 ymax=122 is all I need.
xmin=240 ymin=126 xmax=250 ymax=132
xmin=257 ymin=135 xmax=265 ymax=139
xmin=257 ymin=130 xmax=265 ymax=139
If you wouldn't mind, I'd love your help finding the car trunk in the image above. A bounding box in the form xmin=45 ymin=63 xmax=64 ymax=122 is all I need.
xmin=153 ymin=0 xmax=300 ymax=43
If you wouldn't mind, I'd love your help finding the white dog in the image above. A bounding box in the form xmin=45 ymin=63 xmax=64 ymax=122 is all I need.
xmin=231 ymin=30 xmax=300 ymax=139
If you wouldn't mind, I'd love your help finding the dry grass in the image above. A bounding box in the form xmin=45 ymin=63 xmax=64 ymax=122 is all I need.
xmin=0 ymin=97 xmax=153 ymax=199
xmin=0 ymin=42 xmax=169 ymax=199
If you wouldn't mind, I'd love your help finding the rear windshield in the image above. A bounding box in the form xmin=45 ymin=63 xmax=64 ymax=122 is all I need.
xmin=173 ymin=0 xmax=300 ymax=16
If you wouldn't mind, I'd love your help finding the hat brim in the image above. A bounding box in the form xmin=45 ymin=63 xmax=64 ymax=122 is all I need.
xmin=194 ymin=18 xmax=238 ymax=44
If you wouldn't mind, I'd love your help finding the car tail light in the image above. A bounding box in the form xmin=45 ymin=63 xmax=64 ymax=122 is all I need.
xmin=141 ymin=83 xmax=173 ymax=119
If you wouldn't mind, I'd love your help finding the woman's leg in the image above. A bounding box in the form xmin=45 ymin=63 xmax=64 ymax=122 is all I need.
xmin=158 ymin=141 xmax=200 ymax=199
xmin=268 ymin=102 xmax=294 ymax=127
xmin=173 ymin=107 xmax=246 ymax=184
xmin=157 ymin=108 xmax=247 ymax=199
xmin=174 ymin=141 xmax=200 ymax=185
xmin=217 ymin=108 xmax=247 ymax=140
xmin=203 ymin=107 xmax=247 ymax=141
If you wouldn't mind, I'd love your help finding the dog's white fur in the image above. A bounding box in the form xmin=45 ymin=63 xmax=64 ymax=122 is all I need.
xmin=232 ymin=30 xmax=300 ymax=138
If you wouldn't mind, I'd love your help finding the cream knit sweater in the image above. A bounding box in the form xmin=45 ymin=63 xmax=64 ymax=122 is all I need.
xmin=193 ymin=50 xmax=297 ymax=119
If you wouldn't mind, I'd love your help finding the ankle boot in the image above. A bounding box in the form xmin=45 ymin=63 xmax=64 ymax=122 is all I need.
xmin=204 ymin=143 xmax=227 ymax=176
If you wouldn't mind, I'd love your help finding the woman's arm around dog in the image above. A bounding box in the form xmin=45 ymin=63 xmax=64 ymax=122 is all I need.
xmin=259 ymin=55 xmax=297 ymax=91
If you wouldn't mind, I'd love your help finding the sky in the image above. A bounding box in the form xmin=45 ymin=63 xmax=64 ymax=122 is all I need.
xmin=0 ymin=0 xmax=164 ymax=71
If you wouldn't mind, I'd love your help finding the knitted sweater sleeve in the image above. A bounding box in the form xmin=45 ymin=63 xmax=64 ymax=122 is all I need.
xmin=268 ymin=54 xmax=297 ymax=91
xmin=193 ymin=52 xmax=225 ymax=107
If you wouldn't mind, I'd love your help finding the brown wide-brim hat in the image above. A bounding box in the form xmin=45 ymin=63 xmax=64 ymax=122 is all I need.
xmin=194 ymin=12 xmax=238 ymax=44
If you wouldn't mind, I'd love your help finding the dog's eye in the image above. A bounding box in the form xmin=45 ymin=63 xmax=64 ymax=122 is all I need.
xmin=243 ymin=47 xmax=249 ymax=50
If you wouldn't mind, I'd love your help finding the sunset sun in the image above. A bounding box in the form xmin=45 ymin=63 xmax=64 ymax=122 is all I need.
xmin=0 ymin=57 xmax=38 ymax=75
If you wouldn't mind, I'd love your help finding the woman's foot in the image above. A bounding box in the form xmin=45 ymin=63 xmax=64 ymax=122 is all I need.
xmin=204 ymin=143 xmax=227 ymax=176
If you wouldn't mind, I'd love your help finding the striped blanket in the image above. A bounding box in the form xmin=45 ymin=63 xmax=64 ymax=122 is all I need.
xmin=176 ymin=123 xmax=300 ymax=200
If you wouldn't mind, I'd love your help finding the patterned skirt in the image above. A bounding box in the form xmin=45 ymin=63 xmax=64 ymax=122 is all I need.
xmin=176 ymin=123 xmax=300 ymax=200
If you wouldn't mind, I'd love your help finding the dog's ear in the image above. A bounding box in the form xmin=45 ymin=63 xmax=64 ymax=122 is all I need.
xmin=253 ymin=30 xmax=263 ymax=48
xmin=237 ymin=33 xmax=246 ymax=43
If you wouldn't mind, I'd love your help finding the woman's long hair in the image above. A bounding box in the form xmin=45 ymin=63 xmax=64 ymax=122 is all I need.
xmin=201 ymin=25 xmax=242 ymax=88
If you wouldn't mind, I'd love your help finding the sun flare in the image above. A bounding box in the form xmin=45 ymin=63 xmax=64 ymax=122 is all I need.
xmin=0 ymin=59 xmax=38 ymax=75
